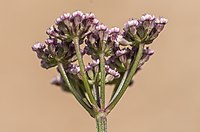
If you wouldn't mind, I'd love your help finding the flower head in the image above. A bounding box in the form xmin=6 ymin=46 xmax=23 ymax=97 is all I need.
xmin=55 ymin=11 xmax=99 ymax=40
xmin=32 ymin=12 xmax=167 ymax=118
xmin=85 ymin=25 xmax=120 ymax=58
xmin=122 ymin=14 xmax=168 ymax=45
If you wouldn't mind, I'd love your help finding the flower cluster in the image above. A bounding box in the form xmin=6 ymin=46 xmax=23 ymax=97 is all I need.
xmin=53 ymin=11 xmax=99 ymax=41
xmin=85 ymin=25 xmax=120 ymax=58
xmin=122 ymin=14 xmax=168 ymax=45
xmin=32 ymin=11 xmax=167 ymax=118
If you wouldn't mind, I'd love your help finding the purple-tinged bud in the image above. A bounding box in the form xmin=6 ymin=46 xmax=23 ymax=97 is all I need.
xmin=155 ymin=17 xmax=168 ymax=24
xmin=96 ymin=24 xmax=107 ymax=31
xmin=51 ymin=75 xmax=61 ymax=85
xmin=72 ymin=11 xmax=84 ymax=26
xmin=140 ymin=14 xmax=156 ymax=31
xmin=110 ymin=27 xmax=120 ymax=41
xmin=105 ymin=65 xmax=120 ymax=78
xmin=51 ymin=75 xmax=71 ymax=92
xmin=96 ymin=24 xmax=109 ymax=41
xmin=85 ymin=65 xmax=92 ymax=71
xmin=116 ymin=35 xmax=132 ymax=46
xmin=109 ymin=68 xmax=120 ymax=78
xmin=106 ymin=56 xmax=115 ymax=64
xmin=55 ymin=13 xmax=71 ymax=25
xmin=45 ymin=38 xmax=57 ymax=45
xmin=92 ymin=59 xmax=100 ymax=65
xmin=68 ymin=64 xmax=80 ymax=75
xmin=147 ymin=49 xmax=154 ymax=55
xmin=64 ymin=13 xmax=71 ymax=19
xmin=72 ymin=11 xmax=84 ymax=18
xmin=82 ymin=13 xmax=98 ymax=36
xmin=125 ymin=19 xmax=139 ymax=35
xmin=137 ymin=47 xmax=154 ymax=70
xmin=32 ymin=42 xmax=45 ymax=51
xmin=84 ymin=59 xmax=100 ymax=73
xmin=160 ymin=17 xmax=168 ymax=24
xmin=55 ymin=17 xmax=62 ymax=25
xmin=60 ymin=13 xmax=71 ymax=21
xmin=85 ymin=13 xmax=95 ymax=19
xmin=143 ymin=47 xmax=154 ymax=56
xmin=89 ymin=59 xmax=100 ymax=67
xmin=115 ymin=49 xmax=128 ymax=57
xmin=105 ymin=65 xmax=110 ymax=71
xmin=60 ymin=15 xmax=65 ymax=21
xmin=140 ymin=14 xmax=155 ymax=21
xmin=114 ymin=72 xmax=120 ymax=78
xmin=127 ymin=19 xmax=139 ymax=27
xmin=110 ymin=27 xmax=120 ymax=33
xmin=154 ymin=17 xmax=168 ymax=33
xmin=46 ymin=26 xmax=58 ymax=37
xmin=61 ymin=13 xmax=71 ymax=27
xmin=72 ymin=67 xmax=80 ymax=74
xmin=155 ymin=24 xmax=164 ymax=33
xmin=129 ymin=26 xmax=137 ymax=35
xmin=41 ymin=60 xmax=50 ymax=69
xmin=93 ymin=19 xmax=99 ymax=25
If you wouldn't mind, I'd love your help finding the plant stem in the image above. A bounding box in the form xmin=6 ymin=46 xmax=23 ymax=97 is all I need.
xmin=73 ymin=37 xmax=98 ymax=110
xmin=93 ymin=71 xmax=101 ymax=107
xmin=106 ymin=44 xmax=144 ymax=113
xmin=57 ymin=63 xmax=95 ymax=117
xmin=96 ymin=113 xmax=107 ymax=132
xmin=109 ymin=70 xmax=129 ymax=103
xmin=93 ymin=84 xmax=100 ymax=107
xmin=99 ymin=52 xmax=106 ymax=109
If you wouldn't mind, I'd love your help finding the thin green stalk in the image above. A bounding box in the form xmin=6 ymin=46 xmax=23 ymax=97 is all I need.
xmin=93 ymin=71 xmax=101 ymax=107
xmin=106 ymin=44 xmax=144 ymax=113
xmin=109 ymin=71 xmax=129 ymax=103
xmin=110 ymin=59 xmax=131 ymax=102
xmin=57 ymin=63 xmax=95 ymax=117
xmin=96 ymin=113 xmax=107 ymax=132
xmin=93 ymin=84 xmax=101 ymax=107
xmin=99 ymin=52 xmax=106 ymax=109
xmin=74 ymin=81 xmax=92 ymax=108
xmin=73 ymin=37 xmax=98 ymax=110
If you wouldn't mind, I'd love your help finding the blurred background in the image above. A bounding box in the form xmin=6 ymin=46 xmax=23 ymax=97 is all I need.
xmin=0 ymin=0 xmax=200 ymax=132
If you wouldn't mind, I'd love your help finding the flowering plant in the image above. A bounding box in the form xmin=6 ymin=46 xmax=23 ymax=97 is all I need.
xmin=32 ymin=11 xmax=167 ymax=132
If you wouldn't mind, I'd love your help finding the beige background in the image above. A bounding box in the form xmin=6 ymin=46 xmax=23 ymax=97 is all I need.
xmin=0 ymin=0 xmax=200 ymax=132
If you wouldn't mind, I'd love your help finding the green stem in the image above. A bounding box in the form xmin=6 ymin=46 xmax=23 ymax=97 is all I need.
xmin=110 ymin=59 xmax=131 ymax=102
xmin=73 ymin=37 xmax=98 ymax=110
xmin=109 ymin=71 xmax=129 ymax=103
xmin=93 ymin=71 xmax=101 ymax=107
xmin=106 ymin=44 xmax=144 ymax=113
xmin=71 ymin=79 xmax=92 ymax=108
xmin=93 ymin=84 xmax=101 ymax=107
xmin=99 ymin=53 xmax=106 ymax=109
xmin=96 ymin=113 xmax=107 ymax=132
xmin=57 ymin=63 xmax=95 ymax=117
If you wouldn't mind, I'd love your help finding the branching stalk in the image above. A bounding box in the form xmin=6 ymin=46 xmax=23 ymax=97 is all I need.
xmin=73 ymin=37 xmax=98 ymax=111
xmin=57 ymin=63 xmax=95 ymax=117
xmin=106 ymin=44 xmax=144 ymax=113
xmin=109 ymin=71 xmax=129 ymax=103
